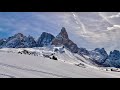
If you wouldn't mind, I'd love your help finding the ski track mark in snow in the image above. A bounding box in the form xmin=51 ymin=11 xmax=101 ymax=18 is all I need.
xmin=0 ymin=73 xmax=16 ymax=78
xmin=0 ymin=62 xmax=72 ymax=78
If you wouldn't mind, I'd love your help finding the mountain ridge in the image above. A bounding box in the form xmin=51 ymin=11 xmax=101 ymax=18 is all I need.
xmin=0 ymin=27 xmax=120 ymax=68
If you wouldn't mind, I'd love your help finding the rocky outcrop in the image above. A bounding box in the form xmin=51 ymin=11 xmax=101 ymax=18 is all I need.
xmin=5 ymin=33 xmax=27 ymax=48
xmin=25 ymin=35 xmax=36 ymax=48
xmin=77 ymin=48 xmax=90 ymax=55
xmin=0 ymin=39 xmax=6 ymax=46
xmin=2 ymin=33 xmax=37 ymax=48
xmin=89 ymin=48 xmax=108 ymax=64
xmin=104 ymin=50 xmax=120 ymax=68
xmin=37 ymin=32 xmax=55 ymax=47
xmin=51 ymin=27 xmax=79 ymax=53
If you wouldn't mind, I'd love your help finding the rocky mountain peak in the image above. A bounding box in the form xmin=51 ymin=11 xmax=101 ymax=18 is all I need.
xmin=58 ymin=27 xmax=68 ymax=39
xmin=108 ymin=50 xmax=120 ymax=60
xmin=89 ymin=48 xmax=108 ymax=64
xmin=37 ymin=32 xmax=55 ymax=47
xmin=14 ymin=33 xmax=24 ymax=38
xmin=52 ymin=27 xmax=78 ymax=53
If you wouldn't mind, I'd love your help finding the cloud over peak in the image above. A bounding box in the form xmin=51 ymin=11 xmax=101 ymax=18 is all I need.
xmin=0 ymin=12 xmax=120 ymax=52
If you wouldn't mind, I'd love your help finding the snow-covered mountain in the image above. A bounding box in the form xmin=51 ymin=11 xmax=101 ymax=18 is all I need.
xmin=103 ymin=50 xmax=120 ymax=68
xmin=1 ymin=27 xmax=120 ymax=69
xmin=0 ymin=33 xmax=36 ymax=48
xmin=89 ymin=48 xmax=108 ymax=65
xmin=1 ymin=12 xmax=120 ymax=52
xmin=0 ymin=39 xmax=6 ymax=47
xmin=1 ymin=12 xmax=120 ymax=78
xmin=37 ymin=32 xmax=55 ymax=47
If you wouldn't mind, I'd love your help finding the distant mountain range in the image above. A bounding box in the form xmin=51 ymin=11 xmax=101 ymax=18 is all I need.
xmin=0 ymin=27 xmax=120 ymax=68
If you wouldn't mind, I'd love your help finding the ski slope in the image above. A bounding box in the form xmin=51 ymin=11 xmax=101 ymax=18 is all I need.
xmin=0 ymin=48 xmax=120 ymax=78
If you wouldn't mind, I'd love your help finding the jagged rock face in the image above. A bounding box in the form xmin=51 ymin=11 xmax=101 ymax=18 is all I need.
xmin=77 ymin=48 xmax=89 ymax=55
xmin=5 ymin=33 xmax=26 ymax=48
xmin=51 ymin=27 xmax=69 ymax=46
xmin=2 ymin=33 xmax=36 ymax=48
xmin=109 ymin=50 xmax=120 ymax=60
xmin=6 ymin=33 xmax=24 ymax=42
xmin=89 ymin=48 xmax=108 ymax=64
xmin=0 ymin=39 xmax=6 ymax=46
xmin=64 ymin=40 xmax=78 ymax=53
xmin=58 ymin=27 xmax=68 ymax=39
xmin=37 ymin=32 xmax=55 ymax=47
xmin=52 ymin=27 xmax=78 ymax=53
xmin=25 ymin=35 xmax=36 ymax=48
xmin=104 ymin=50 xmax=120 ymax=68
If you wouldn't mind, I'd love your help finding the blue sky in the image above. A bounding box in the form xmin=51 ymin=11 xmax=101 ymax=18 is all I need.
xmin=0 ymin=12 xmax=120 ymax=52
xmin=0 ymin=12 xmax=61 ymax=39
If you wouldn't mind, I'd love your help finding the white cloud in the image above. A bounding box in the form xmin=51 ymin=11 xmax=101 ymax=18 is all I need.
xmin=108 ymin=13 xmax=120 ymax=19
xmin=1 ymin=12 xmax=120 ymax=52
xmin=98 ymin=12 xmax=113 ymax=24
xmin=107 ymin=25 xmax=120 ymax=30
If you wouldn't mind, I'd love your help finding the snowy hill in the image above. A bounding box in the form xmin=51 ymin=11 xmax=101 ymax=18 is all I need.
xmin=0 ymin=47 xmax=84 ymax=65
xmin=0 ymin=48 xmax=120 ymax=78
